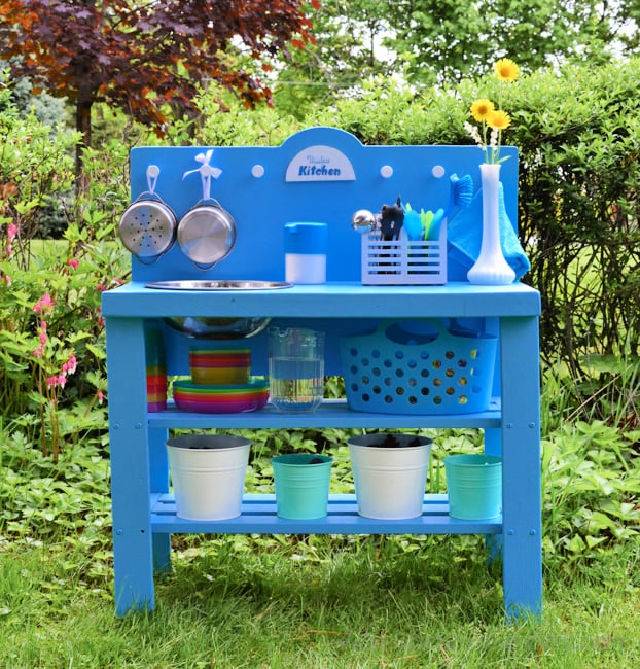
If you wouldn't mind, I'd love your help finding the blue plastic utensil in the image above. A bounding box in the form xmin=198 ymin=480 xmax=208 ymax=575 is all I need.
xmin=403 ymin=203 xmax=423 ymax=241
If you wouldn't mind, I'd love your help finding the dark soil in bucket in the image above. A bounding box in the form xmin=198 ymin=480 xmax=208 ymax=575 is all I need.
xmin=309 ymin=457 xmax=325 ymax=464
xmin=380 ymin=434 xmax=423 ymax=448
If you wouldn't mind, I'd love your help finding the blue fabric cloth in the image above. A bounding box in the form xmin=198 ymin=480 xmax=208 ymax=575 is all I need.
xmin=447 ymin=182 xmax=530 ymax=281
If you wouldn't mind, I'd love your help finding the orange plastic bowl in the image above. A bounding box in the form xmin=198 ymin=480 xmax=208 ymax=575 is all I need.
xmin=189 ymin=348 xmax=251 ymax=385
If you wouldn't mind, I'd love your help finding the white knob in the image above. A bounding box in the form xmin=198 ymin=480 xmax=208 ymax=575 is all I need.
xmin=251 ymin=164 xmax=265 ymax=178
xmin=380 ymin=165 xmax=393 ymax=178
xmin=432 ymin=165 xmax=445 ymax=178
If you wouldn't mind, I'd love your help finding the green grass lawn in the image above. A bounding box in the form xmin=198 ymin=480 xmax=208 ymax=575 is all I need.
xmin=1 ymin=537 xmax=639 ymax=669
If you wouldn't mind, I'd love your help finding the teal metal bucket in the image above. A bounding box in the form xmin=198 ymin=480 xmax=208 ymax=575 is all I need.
xmin=272 ymin=454 xmax=332 ymax=520
xmin=444 ymin=454 xmax=502 ymax=520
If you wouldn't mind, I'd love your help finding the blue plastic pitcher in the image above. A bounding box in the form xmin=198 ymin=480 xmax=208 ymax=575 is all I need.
xmin=272 ymin=454 xmax=332 ymax=520
xmin=444 ymin=454 xmax=502 ymax=520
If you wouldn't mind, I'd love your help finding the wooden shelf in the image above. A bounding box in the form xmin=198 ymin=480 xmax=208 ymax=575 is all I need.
xmin=150 ymin=493 xmax=502 ymax=535
xmin=103 ymin=281 xmax=541 ymax=318
xmin=147 ymin=398 xmax=501 ymax=429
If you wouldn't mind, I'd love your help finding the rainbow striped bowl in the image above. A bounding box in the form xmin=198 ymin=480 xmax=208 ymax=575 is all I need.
xmin=173 ymin=377 xmax=269 ymax=414
xmin=190 ymin=348 xmax=251 ymax=385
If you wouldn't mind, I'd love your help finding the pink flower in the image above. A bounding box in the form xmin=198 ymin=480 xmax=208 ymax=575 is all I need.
xmin=62 ymin=354 xmax=77 ymax=375
xmin=1 ymin=274 xmax=10 ymax=286
xmin=46 ymin=375 xmax=58 ymax=388
xmin=7 ymin=223 xmax=17 ymax=242
xmin=58 ymin=374 xmax=67 ymax=388
xmin=96 ymin=389 xmax=105 ymax=404
xmin=33 ymin=293 xmax=54 ymax=314
xmin=33 ymin=321 xmax=47 ymax=356
xmin=67 ymin=258 xmax=79 ymax=271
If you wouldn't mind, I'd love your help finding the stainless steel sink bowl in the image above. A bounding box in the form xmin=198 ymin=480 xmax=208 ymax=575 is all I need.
xmin=145 ymin=280 xmax=292 ymax=291
xmin=165 ymin=315 xmax=271 ymax=340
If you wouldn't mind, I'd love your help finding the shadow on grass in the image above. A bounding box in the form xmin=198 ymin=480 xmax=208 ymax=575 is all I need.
xmin=153 ymin=536 xmax=505 ymax=628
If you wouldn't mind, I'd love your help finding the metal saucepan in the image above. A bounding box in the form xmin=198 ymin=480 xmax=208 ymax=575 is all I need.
xmin=179 ymin=149 xmax=236 ymax=270
xmin=177 ymin=198 xmax=236 ymax=270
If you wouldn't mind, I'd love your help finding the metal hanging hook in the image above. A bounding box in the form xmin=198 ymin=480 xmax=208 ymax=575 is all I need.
xmin=183 ymin=149 xmax=222 ymax=201
xmin=146 ymin=165 xmax=160 ymax=194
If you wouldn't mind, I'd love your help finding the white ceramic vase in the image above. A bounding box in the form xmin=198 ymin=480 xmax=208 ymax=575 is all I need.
xmin=467 ymin=163 xmax=515 ymax=285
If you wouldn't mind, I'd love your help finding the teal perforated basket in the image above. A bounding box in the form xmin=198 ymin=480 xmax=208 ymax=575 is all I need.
xmin=340 ymin=320 xmax=497 ymax=415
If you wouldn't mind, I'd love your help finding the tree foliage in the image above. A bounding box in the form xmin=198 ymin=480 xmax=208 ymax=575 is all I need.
xmin=274 ymin=0 xmax=393 ymax=113
xmin=387 ymin=0 xmax=639 ymax=83
xmin=276 ymin=0 xmax=640 ymax=111
xmin=0 ymin=0 xmax=313 ymax=154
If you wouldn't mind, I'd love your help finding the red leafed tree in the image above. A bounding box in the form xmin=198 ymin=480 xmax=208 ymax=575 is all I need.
xmin=0 ymin=0 xmax=314 ymax=174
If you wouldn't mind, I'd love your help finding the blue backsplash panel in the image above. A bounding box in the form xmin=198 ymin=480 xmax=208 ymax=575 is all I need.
xmin=129 ymin=127 xmax=518 ymax=283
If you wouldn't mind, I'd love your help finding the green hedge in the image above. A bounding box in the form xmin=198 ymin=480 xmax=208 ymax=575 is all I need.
xmin=6 ymin=59 xmax=640 ymax=375
xmin=196 ymin=60 xmax=640 ymax=373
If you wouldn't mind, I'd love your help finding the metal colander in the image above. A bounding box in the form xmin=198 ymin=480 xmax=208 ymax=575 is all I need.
xmin=118 ymin=165 xmax=176 ymax=264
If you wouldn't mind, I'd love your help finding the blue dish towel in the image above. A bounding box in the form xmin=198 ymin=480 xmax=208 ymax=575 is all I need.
xmin=448 ymin=182 xmax=530 ymax=281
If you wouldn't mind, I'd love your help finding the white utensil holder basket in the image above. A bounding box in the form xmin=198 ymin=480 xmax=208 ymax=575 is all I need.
xmin=360 ymin=222 xmax=447 ymax=285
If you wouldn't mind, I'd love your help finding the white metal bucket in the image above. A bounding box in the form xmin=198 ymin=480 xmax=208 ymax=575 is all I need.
xmin=349 ymin=434 xmax=431 ymax=520
xmin=167 ymin=434 xmax=250 ymax=521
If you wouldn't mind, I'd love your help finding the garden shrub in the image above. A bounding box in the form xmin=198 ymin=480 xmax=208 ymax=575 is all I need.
xmin=0 ymin=71 xmax=78 ymax=249
xmin=1 ymin=422 xmax=638 ymax=570
xmin=0 ymin=60 xmax=638 ymax=570
xmin=319 ymin=62 xmax=640 ymax=382
xmin=195 ymin=61 xmax=640 ymax=387
xmin=0 ymin=81 xmax=129 ymax=458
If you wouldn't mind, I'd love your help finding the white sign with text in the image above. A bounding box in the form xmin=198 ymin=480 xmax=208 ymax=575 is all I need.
xmin=285 ymin=145 xmax=356 ymax=182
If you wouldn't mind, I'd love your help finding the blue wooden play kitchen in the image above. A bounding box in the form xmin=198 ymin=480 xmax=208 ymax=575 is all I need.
xmin=103 ymin=127 xmax=541 ymax=619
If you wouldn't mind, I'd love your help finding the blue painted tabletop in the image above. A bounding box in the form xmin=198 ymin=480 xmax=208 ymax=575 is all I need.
xmin=102 ymin=280 xmax=540 ymax=318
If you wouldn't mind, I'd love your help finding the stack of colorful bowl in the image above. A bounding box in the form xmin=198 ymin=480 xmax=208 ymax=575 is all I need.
xmin=145 ymin=325 xmax=167 ymax=413
xmin=190 ymin=349 xmax=251 ymax=385
xmin=173 ymin=348 xmax=269 ymax=414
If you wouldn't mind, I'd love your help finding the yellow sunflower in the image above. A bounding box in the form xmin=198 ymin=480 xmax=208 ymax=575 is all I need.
xmin=487 ymin=109 xmax=511 ymax=131
xmin=470 ymin=98 xmax=495 ymax=122
xmin=494 ymin=58 xmax=520 ymax=82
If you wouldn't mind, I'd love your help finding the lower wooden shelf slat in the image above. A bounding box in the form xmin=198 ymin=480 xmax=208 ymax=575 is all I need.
xmin=150 ymin=493 xmax=502 ymax=535
xmin=147 ymin=398 xmax=502 ymax=429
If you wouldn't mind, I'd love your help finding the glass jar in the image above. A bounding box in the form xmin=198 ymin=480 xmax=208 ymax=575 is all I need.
xmin=269 ymin=327 xmax=325 ymax=413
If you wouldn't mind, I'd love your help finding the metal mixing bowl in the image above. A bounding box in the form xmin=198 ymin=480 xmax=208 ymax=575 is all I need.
xmin=164 ymin=316 xmax=271 ymax=340
xmin=146 ymin=280 xmax=291 ymax=339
